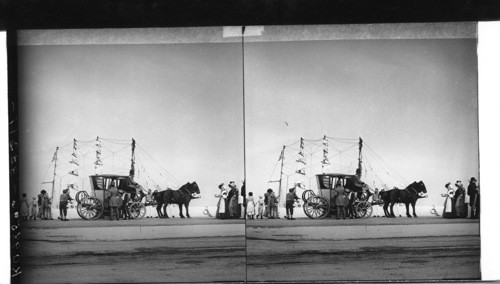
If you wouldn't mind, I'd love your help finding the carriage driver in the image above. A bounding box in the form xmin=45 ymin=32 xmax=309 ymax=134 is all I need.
xmin=354 ymin=168 xmax=374 ymax=201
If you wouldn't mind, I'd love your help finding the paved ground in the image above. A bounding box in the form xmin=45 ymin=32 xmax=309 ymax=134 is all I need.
xmin=246 ymin=235 xmax=480 ymax=281
xmin=19 ymin=217 xmax=480 ymax=283
xmin=245 ymin=217 xmax=480 ymax=281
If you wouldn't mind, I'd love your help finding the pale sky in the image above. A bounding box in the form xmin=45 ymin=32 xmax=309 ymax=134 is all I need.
xmin=18 ymin=42 xmax=244 ymax=207
xmin=17 ymin=27 xmax=479 ymax=209
xmin=245 ymin=39 xmax=478 ymax=206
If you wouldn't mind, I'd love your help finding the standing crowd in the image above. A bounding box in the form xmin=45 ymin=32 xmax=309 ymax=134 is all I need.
xmin=442 ymin=177 xmax=479 ymax=219
xmin=20 ymin=189 xmax=73 ymax=221
xmin=215 ymin=181 xmax=246 ymax=219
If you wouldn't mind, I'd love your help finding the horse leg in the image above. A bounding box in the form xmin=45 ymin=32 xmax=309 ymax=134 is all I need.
xmin=412 ymin=201 xmax=418 ymax=217
xmin=390 ymin=203 xmax=396 ymax=218
xmin=185 ymin=203 xmax=191 ymax=218
xmin=163 ymin=203 xmax=169 ymax=218
xmin=179 ymin=203 xmax=185 ymax=218
xmin=383 ymin=203 xmax=389 ymax=217
xmin=156 ymin=203 xmax=164 ymax=218
xmin=405 ymin=203 xmax=412 ymax=217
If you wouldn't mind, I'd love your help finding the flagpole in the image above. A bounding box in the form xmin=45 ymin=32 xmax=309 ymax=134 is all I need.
xmin=278 ymin=145 xmax=285 ymax=208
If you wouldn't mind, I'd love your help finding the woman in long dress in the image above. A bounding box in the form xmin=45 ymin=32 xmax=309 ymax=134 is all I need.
xmin=20 ymin=193 xmax=29 ymax=220
xmin=454 ymin=181 xmax=466 ymax=218
xmin=215 ymin=183 xmax=229 ymax=219
xmin=442 ymin=182 xmax=454 ymax=218
xmin=228 ymin=182 xmax=239 ymax=218
xmin=246 ymin=192 xmax=255 ymax=219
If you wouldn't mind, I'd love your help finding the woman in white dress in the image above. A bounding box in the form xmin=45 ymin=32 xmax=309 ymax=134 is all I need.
xmin=215 ymin=183 xmax=229 ymax=219
xmin=246 ymin=192 xmax=255 ymax=219
xmin=256 ymin=196 xmax=264 ymax=219
xmin=442 ymin=182 xmax=454 ymax=218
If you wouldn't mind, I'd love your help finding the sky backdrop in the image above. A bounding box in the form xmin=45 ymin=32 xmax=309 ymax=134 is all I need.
xmin=245 ymin=38 xmax=478 ymax=206
xmin=17 ymin=27 xmax=479 ymax=209
xmin=18 ymin=42 xmax=244 ymax=207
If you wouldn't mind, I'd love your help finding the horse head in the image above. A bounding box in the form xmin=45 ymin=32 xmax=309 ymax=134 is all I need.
xmin=417 ymin=181 xmax=428 ymax=197
xmin=189 ymin=182 xmax=201 ymax=199
xmin=179 ymin=182 xmax=201 ymax=199
xmin=407 ymin=181 xmax=427 ymax=198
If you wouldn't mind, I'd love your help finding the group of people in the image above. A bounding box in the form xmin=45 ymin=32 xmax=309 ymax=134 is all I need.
xmin=19 ymin=190 xmax=57 ymax=221
xmin=442 ymin=177 xmax=479 ymax=219
xmin=215 ymin=181 xmax=246 ymax=219
xmin=215 ymin=184 xmax=301 ymax=220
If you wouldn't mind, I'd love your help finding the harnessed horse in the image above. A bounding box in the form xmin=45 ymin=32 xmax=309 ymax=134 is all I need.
xmin=154 ymin=182 xmax=201 ymax=218
xmin=380 ymin=181 xmax=427 ymax=218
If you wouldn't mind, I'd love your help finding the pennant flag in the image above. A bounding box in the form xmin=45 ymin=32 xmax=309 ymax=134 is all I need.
xmin=296 ymin=157 xmax=306 ymax=165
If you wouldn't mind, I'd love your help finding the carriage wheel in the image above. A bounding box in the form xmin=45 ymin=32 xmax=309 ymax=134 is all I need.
xmin=75 ymin=191 xmax=89 ymax=203
xmin=301 ymin=190 xmax=316 ymax=203
xmin=355 ymin=201 xmax=373 ymax=218
xmin=303 ymin=196 xmax=330 ymax=219
xmin=77 ymin=197 xmax=104 ymax=220
xmin=129 ymin=202 xmax=146 ymax=219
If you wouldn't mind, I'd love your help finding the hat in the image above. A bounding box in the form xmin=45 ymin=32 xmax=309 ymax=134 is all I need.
xmin=470 ymin=177 xmax=477 ymax=182
xmin=218 ymin=183 xmax=225 ymax=189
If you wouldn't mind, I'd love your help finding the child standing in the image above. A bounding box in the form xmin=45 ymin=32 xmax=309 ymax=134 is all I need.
xmin=246 ymin=192 xmax=255 ymax=219
xmin=20 ymin=193 xmax=29 ymax=221
xmin=256 ymin=196 xmax=264 ymax=219
xmin=29 ymin=197 xmax=38 ymax=220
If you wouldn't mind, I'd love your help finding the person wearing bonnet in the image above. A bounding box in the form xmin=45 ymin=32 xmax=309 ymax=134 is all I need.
xmin=442 ymin=182 xmax=454 ymax=218
xmin=467 ymin=177 xmax=479 ymax=219
xmin=215 ymin=183 xmax=229 ymax=219
xmin=454 ymin=180 xmax=466 ymax=218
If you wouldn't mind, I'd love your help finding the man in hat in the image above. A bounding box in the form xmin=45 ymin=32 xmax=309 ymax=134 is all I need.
xmin=467 ymin=177 xmax=479 ymax=219
xmin=108 ymin=181 xmax=120 ymax=220
xmin=59 ymin=188 xmax=73 ymax=221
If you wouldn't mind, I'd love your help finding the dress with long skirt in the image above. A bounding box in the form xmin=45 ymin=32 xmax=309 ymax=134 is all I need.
xmin=246 ymin=196 xmax=255 ymax=217
xmin=229 ymin=195 xmax=239 ymax=218
xmin=442 ymin=189 xmax=454 ymax=217
xmin=20 ymin=197 xmax=29 ymax=218
xmin=216 ymin=193 xmax=229 ymax=219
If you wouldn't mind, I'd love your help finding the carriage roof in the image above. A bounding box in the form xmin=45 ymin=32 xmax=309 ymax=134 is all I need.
xmin=89 ymin=174 xmax=140 ymax=193
xmin=316 ymin=173 xmax=357 ymax=178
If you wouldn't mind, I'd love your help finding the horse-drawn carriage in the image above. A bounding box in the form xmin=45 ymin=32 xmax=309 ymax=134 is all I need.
xmin=302 ymin=173 xmax=373 ymax=219
xmin=75 ymin=174 xmax=146 ymax=220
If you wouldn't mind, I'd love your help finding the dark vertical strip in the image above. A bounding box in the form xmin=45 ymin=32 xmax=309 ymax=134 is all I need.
xmin=8 ymin=29 xmax=21 ymax=283
xmin=241 ymin=25 xmax=247 ymax=283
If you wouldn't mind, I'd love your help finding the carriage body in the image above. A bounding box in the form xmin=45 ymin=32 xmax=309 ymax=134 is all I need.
xmin=302 ymin=173 xmax=372 ymax=219
xmin=75 ymin=174 xmax=146 ymax=220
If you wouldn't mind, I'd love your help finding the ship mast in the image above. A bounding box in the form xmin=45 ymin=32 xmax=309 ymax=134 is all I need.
xmin=357 ymin=137 xmax=363 ymax=177
xmin=41 ymin=147 xmax=59 ymax=200
xmin=277 ymin=145 xmax=285 ymax=206
xmin=129 ymin=138 xmax=136 ymax=178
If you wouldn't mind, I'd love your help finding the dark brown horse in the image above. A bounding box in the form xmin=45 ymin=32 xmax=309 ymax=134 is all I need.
xmin=380 ymin=181 xmax=427 ymax=218
xmin=153 ymin=182 xmax=201 ymax=218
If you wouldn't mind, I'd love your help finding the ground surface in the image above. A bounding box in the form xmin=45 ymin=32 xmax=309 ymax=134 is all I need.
xmin=19 ymin=217 xmax=480 ymax=283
